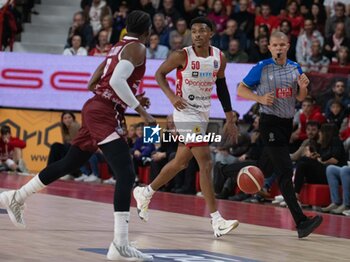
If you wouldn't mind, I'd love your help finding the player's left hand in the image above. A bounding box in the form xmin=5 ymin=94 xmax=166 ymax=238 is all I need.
xmin=223 ymin=121 xmax=238 ymax=145
xmin=298 ymin=73 xmax=310 ymax=89
xmin=136 ymin=92 xmax=151 ymax=109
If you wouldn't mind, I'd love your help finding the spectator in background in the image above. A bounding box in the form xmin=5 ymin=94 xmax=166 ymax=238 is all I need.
xmin=47 ymin=111 xmax=80 ymax=166
xmin=248 ymin=34 xmax=271 ymax=63
xmin=169 ymin=18 xmax=191 ymax=47
xmin=302 ymin=39 xmax=330 ymax=73
xmin=139 ymin=0 xmax=156 ymax=19
xmin=325 ymin=2 xmax=350 ymax=39
xmin=290 ymin=121 xmax=320 ymax=163
xmin=290 ymin=96 xmax=326 ymax=147
xmin=310 ymin=2 xmax=327 ymax=35
xmin=324 ymin=80 xmax=350 ymax=117
xmin=322 ymin=164 xmax=350 ymax=215
xmin=230 ymin=0 xmax=255 ymax=42
xmin=100 ymin=14 xmax=118 ymax=45
xmin=324 ymin=0 xmax=350 ymax=18
xmin=328 ymin=46 xmax=350 ymax=74
xmin=294 ymin=123 xmax=346 ymax=203
xmin=158 ymin=0 xmax=181 ymax=29
xmin=89 ymin=0 xmax=111 ymax=36
xmin=63 ymin=34 xmax=88 ymax=56
xmin=212 ymin=19 xmax=247 ymax=52
xmin=149 ymin=115 xmax=178 ymax=183
xmin=112 ymin=1 xmax=128 ymax=41
xmin=326 ymin=99 xmax=346 ymax=130
xmin=146 ymin=32 xmax=169 ymax=59
xmin=184 ymin=0 xmax=207 ymax=25
xmin=0 ymin=125 xmax=26 ymax=173
xmin=127 ymin=124 xmax=137 ymax=148
xmin=169 ymin=34 xmax=183 ymax=52
xmin=296 ymin=18 xmax=324 ymax=66
xmin=279 ymin=19 xmax=297 ymax=61
xmin=223 ymin=39 xmax=248 ymax=63
xmin=89 ymin=30 xmax=111 ymax=56
xmin=66 ymin=11 xmax=93 ymax=50
xmin=152 ymin=13 xmax=170 ymax=48
xmin=208 ymin=0 xmax=232 ymax=16
xmin=324 ymin=21 xmax=349 ymax=62
xmin=131 ymin=122 xmax=155 ymax=180
xmin=75 ymin=150 xmax=105 ymax=183
xmin=254 ymin=1 xmax=279 ymax=39
xmin=280 ymin=0 xmax=304 ymax=37
xmin=207 ymin=0 xmax=228 ymax=34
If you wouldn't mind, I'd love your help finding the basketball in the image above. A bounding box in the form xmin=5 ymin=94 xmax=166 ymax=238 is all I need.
xmin=237 ymin=166 xmax=264 ymax=194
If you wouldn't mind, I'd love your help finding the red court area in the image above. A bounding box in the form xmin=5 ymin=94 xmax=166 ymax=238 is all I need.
xmin=1 ymin=172 xmax=349 ymax=239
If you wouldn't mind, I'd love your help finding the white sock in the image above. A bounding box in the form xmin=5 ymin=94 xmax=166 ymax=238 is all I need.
xmin=210 ymin=211 xmax=222 ymax=222
xmin=113 ymin=212 xmax=130 ymax=246
xmin=15 ymin=175 xmax=45 ymax=204
xmin=144 ymin=185 xmax=155 ymax=198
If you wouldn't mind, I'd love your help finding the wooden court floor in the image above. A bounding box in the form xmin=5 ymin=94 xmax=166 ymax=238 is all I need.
xmin=1 ymin=173 xmax=350 ymax=262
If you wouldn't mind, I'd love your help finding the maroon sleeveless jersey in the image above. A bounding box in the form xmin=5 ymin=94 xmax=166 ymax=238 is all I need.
xmin=94 ymin=36 xmax=146 ymax=113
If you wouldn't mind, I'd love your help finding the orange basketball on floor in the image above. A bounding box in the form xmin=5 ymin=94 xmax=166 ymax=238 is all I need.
xmin=237 ymin=166 xmax=264 ymax=194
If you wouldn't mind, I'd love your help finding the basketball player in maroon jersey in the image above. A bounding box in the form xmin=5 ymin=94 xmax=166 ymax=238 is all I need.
xmin=0 ymin=11 xmax=154 ymax=261
xmin=134 ymin=17 xmax=239 ymax=237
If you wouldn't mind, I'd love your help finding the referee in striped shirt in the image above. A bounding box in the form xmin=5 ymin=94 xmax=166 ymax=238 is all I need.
xmin=237 ymin=31 xmax=322 ymax=238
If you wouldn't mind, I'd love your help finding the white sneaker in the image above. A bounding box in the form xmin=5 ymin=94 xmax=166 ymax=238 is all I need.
xmin=212 ymin=218 xmax=239 ymax=237
xmin=0 ymin=190 xmax=26 ymax=229
xmin=342 ymin=209 xmax=350 ymax=216
xmin=83 ymin=175 xmax=100 ymax=183
xmin=272 ymin=195 xmax=284 ymax=204
xmin=103 ymin=177 xmax=116 ymax=185
xmin=60 ymin=174 xmax=75 ymax=180
xmin=74 ymin=174 xmax=88 ymax=182
xmin=133 ymin=186 xmax=151 ymax=222
xmin=106 ymin=242 xmax=153 ymax=261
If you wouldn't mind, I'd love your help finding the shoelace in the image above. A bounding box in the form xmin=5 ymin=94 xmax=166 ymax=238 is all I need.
xmin=9 ymin=192 xmax=24 ymax=224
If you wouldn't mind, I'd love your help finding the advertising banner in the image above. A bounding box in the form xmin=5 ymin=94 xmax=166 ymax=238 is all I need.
xmin=0 ymin=52 xmax=254 ymax=118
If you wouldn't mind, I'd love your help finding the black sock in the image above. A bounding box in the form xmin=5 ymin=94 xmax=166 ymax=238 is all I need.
xmin=99 ymin=139 xmax=136 ymax=212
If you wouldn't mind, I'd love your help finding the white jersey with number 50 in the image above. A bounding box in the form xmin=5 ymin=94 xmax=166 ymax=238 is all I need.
xmin=176 ymin=45 xmax=222 ymax=113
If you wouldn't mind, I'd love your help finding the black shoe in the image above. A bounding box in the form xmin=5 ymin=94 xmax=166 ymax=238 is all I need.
xmin=228 ymin=192 xmax=251 ymax=201
xmin=297 ymin=215 xmax=323 ymax=239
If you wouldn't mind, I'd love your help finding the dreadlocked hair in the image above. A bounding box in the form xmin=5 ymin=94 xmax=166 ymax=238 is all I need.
xmin=126 ymin=10 xmax=152 ymax=35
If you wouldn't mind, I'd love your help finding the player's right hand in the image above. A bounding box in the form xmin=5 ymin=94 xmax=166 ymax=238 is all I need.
xmin=171 ymin=95 xmax=187 ymax=111
xmin=259 ymin=91 xmax=274 ymax=106
xmin=142 ymin=113 xmax=157 ymax=126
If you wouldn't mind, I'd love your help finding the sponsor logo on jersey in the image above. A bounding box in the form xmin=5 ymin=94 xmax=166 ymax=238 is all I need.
xmin=214 ymin=60 xmax=219 ymax=69
xmin=276 ymin=87 xmax=292 ymax=98
xmin=188 ymin=94 xmax=195 ymax=100
xmin=192 ymin=71 xmax=199 ymax=77
xmin=184 ymin=79 xmax=215 ymax=86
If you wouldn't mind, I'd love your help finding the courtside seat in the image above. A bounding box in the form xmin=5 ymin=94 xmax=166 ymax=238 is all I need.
xmin=138 ymin=166 xmax=151 ymax=184
xmin=98 ymin=162 xmax=112 ymax=180
xmin=299 ymin=184 xmax=331 ymax=206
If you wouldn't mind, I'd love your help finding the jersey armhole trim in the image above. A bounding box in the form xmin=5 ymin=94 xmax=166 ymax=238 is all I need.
xmin=178 ymin=48 xmax=188 ymax=72
xmin=117 ymin=41 xmax=145 ymax=67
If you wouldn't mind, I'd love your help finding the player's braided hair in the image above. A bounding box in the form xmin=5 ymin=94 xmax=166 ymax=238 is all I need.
xmin=126 ymin=10 xmax=152 ymax=35
xmin=190 ymin=17 xmax=214 ymax=31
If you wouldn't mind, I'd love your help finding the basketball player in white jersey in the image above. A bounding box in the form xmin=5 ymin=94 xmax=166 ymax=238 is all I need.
xmin=134 ymin=17 xmax=239 ymax=237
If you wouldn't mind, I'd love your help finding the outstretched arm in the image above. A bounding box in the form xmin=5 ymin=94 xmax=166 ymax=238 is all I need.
xmin=155 ymin=50 xmax=188 ymax=111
